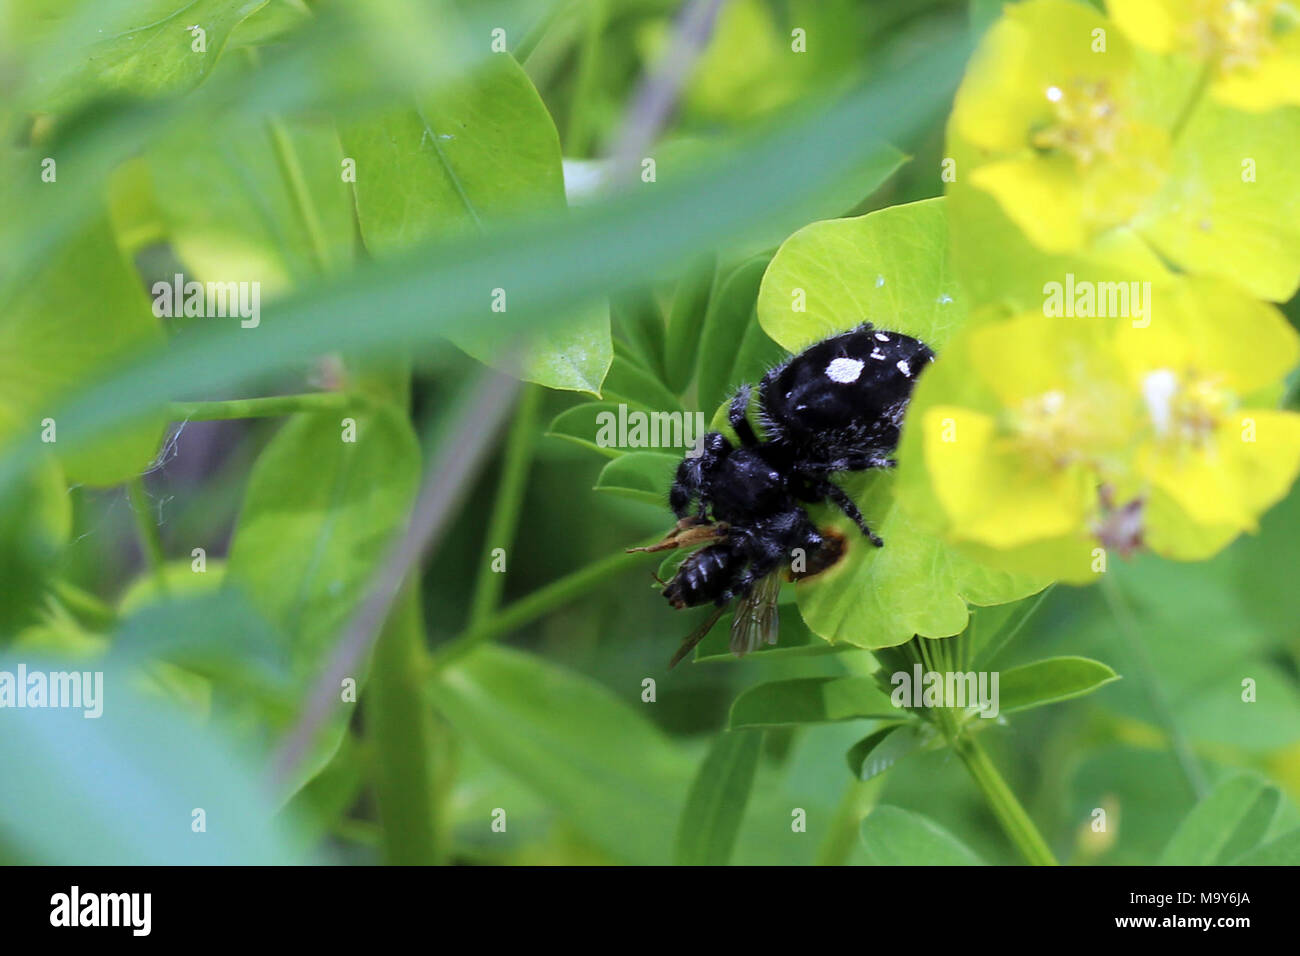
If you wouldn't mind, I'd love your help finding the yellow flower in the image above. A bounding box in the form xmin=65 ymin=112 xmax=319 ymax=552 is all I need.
xmin=951 ymin=0 xmax=1171 ymax=253
xmin=1115 ymin=278 xmax=1300 ymax=550
xmin=1108 ymin=0 xmax=1300 ymax=111
xmin=921 ymin=312 xmax=1135 ymax=551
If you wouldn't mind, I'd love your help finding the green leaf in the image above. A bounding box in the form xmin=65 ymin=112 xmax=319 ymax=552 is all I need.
xmin=427 ymin=645 xmax=694 ymax=865
xmin=1160 ymin=773 xmax=1281 ymax=865
xmin=223 ymin=405 xmax=419 ymax=792
xmin=996 ymin=656 xmax=1120 ymax=714
xmin=226 ymin=406 xmax=420 ymax=679
xmin=147 ymin=112 xmax=355 ymax=291
xmin=19 ymin=0 xmax=271 ymax=113
xmin=859 ymin=805 xmax=985 ymax=865
xmin=757 ymin=198 xmax=1046 ymax=648
xmin=695 ymin=255 xmax=772 ymax=415
xmin=611 ymin=289 xmax=668 ymax=383
xmin=759 ymin=197 xmax=964 ymax=355
xmin=341 ymin=54 xmax=611 ymax=393
xmin=845 ymin=721 xmax=935 ymax=781
xmin=1231 ymin=828 xmax=1300 ymax=866
xmin=594 ymin=452 xmax=678 ymax=506
xmin=0 ymin=459 xmax=71 ymax=633
xmin=0 ymin=656 xmax=306 ymax=864
xmin=545 ymin=400 xmax=649 ymax=459
xmin=664 ymin=254 xmax=718 ymax=395
xmin=674 ymin=729 xmax=763 ymax=865
xmin=729 ymin=676 xmax=898 ymax=728
xmin=0 ymin=217 xmax=164 ymax=486
xmin=600 ymin=354 xmax=682 ymax=412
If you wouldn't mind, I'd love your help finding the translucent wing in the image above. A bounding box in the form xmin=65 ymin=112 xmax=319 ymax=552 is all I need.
xmin=729 ymin=572 xmax=781 ymax=658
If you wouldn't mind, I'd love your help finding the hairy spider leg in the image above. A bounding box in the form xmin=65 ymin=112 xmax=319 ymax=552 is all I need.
xmin=728 ymin=384 xmax=761 ymax=448
xmin=809 ymin=477 xmax=884 ymax=547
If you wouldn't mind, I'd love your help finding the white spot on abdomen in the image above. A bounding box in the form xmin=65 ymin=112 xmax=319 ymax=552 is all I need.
xmin=896 ymin=359 xmax=911 ymax=376
xmin=826 ymin=357 xmax=865 ymax=383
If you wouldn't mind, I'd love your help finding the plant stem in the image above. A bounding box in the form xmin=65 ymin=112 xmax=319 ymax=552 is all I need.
xmin=49 ymin=579 xmax=117 ymax=631
xmin=565 ymin=0 xmax=607 ymax=156
xmin=1100 ymin=574 xmax=1209 ymax=800
xmin=126 ymin=477 xmax=168 ymax=595
xmin=431 ymin=543 xmax=653 ymax=672
xmin=513 ymin=0 xmax=578 ymax=63
xmin=952 ymin=733 xmax=1058 ymax=866
xmin=816 ymin=777 xmax=883 ymax=866
xmin=366 ymin=583 xmax=445 ymax=864
xmin=1170 ymin=64 xmax=1211 ymax=142
xmin=467 ymin=385 xmax=541 ymax=628
xmin=267 ymin=115 xmax=334 ymax=275
xmin=167 ymin=392 xmax=362 ymax=422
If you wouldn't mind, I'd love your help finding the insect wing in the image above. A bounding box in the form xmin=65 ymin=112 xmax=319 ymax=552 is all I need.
xmin=729 ymin=572 xmax=781 ymax=658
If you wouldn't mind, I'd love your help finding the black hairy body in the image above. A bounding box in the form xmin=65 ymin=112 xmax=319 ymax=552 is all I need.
xmin=662 ymin=322 xmax=935 ymax=612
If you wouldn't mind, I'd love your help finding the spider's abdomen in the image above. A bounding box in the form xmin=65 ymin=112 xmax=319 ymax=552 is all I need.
xmin=759 ymin=324 xmax=934 ymax=449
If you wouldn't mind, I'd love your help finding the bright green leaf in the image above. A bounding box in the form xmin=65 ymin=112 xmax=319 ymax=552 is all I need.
xmin=428 ymin=645 xmax=693 ymax=865
xmin=845 ymin=721 xmax=936 ymax=781
xmin=997 ymin=656 xmax=1120 ymax=714
xmin=341 ymin=54 xmax=611 ymax=393
xmin=859 ymin=805 xmax=985 ymax=865
xmin=1160 ymin=773 xmax=1281 ymax=865
xmin=594 ymin=452 xmax=678 ymax=506
xmin=0 ymin=218 xmax=165 ymax=486
xmin=674 ymin=729 xmax=762 ymax=865
xmin=729 ymin=676 xmax=898 ymax=728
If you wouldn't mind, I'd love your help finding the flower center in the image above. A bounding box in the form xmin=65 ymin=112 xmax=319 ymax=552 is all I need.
xmin=1142 ymin=368 xmax=1233 ymax=447
xmin=1031 ymin=80 xmax=1122 ymax=168
xmin=1011 ymin=390 xmax=1084 ymax=469
xmin=1183 ymin=0 xmax=1290 ymax=73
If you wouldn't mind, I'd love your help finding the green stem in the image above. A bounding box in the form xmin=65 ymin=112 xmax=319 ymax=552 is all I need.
xmin=49 ymin=579 xmax=117 ymax=631
xmin=267 ymin=116 xmax=334 ymax=274
xmin=126 ymin=477 xmax=168 ymax=595
xmin=366 ymin=583 xmax=446 ymax=864
xmin=1101 ymin=575 xmax=1209 ymax=799
xmin=513 ymin=0 xmax=578 ymax=63
xmin=952 ymin=733 xmax=1058 ymax=866
xmin=167 ymin=392 xmax=363 ymax=422
xmin=467 ymin=385 xmax=541 ymax=628
xmin=431 ymin=543 xmax=652 ymax=673
xmin=564 ymin=0 xmax=606 ymax=156
xmin=1170 ymin=63 xmax=1211 ymax=142
xmin=816 ymin=777 xmax=882 ymax=866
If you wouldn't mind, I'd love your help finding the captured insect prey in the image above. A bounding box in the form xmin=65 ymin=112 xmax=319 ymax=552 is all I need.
xmin=629 ymin=322 xmax=935 ymax=668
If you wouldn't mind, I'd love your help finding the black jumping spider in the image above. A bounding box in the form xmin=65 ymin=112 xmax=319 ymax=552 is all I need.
xmin=632 ymin=323 xmax=935 ymax=666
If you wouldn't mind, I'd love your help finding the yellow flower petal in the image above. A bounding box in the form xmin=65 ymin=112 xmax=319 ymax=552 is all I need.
xmin=1139 ymin=409 xmax=1300 ymax=530
xmin=1105 ymin=0 xmax=1178 ymax=53
xmin=1117 ymin=279 xmax=1300 ymax=395
xmin=923 ymin=405 xmax=1092 ymax=548
xmin=971 ymin=155 xmax=1085 ymax=253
